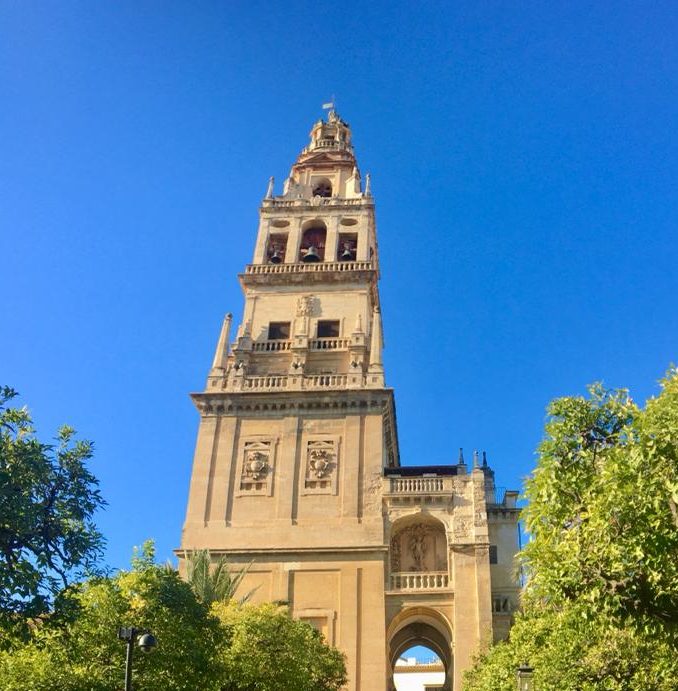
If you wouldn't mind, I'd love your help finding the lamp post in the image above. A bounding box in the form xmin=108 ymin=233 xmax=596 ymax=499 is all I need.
xmin=516 ymin=662 xmax=534 ymax=691
xmin=118 ymin=627 xmax=157 ymax=691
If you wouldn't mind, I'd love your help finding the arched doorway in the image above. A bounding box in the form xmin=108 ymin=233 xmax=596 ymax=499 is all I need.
xmin=387 ymin=607 xmax=453 ymax=691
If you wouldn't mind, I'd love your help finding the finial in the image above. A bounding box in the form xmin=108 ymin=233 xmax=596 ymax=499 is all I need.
xmin=364 ymin=173 xmax=371 ymax=197
xmin=265 ymin=176 xmax=274 ymax=199
xmin=473 ymin=450 xmax=480 ymax=468
xmin=482 ymin=451 xmax=488 ymax=467
xmin=354 ymin=312 xmax=364 ymax=334
xmin=210 ymin=313 xmax=233 ymax=373
xmin=458 ymin=448 xmax=465 ymax=465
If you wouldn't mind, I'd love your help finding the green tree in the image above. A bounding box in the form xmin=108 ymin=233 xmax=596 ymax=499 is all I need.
xmin=183 ymin=549 xmax=254 ymax=605
xmin=464 ymin=370 xmax=678 ymax=690
xmin=0 ymin=542 xmax=226 ymax=691
xmin=213 ymin=600 xmax=347 ymax=691
xmin=0 ymin=387 xmax=105 ymax=624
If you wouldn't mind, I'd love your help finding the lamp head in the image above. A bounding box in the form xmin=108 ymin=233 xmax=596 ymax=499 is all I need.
xmin=138 ymin=633 xmax=157 ymax=653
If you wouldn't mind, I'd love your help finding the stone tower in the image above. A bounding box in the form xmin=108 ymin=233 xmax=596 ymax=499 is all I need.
xmin=179 ymin=109 xmax=520 ymax=691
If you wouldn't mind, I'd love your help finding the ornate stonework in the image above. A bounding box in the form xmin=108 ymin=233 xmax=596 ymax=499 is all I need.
xmin=238 ymin=440 xmax=274 ymax=495
xmin=303 ymin=439 xmax=338 ymax=493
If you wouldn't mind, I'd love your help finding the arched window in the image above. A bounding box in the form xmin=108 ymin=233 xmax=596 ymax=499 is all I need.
xmin=299 ymin=223 xmax=326 ymax=262
xmin=312 ymin=178 xmax=332 ymax=198
xmin=266 ymin=234 xmax=287 ymax=264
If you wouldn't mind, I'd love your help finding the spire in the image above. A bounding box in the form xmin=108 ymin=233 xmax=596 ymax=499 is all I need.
xmin=210 ymin=313 xmax=232 ymax=372
xmin=353 ymin=312 xmax=364 ymax=334
xmin=473 ymin=449 xmax=480 ymax=469
xmin=265 ymin=176 xmax=274 ymax=199
xmin=364 ymin=173 xmax=371 ymax=197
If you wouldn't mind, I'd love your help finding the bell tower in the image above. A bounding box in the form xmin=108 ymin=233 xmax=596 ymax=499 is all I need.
xmin=180 ymin=108 xmax=398 ymax=690
xmin=179 ymin=109 xmax=521 ymax=691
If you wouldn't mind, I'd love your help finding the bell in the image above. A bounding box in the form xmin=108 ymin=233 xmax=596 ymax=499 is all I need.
xmin=302 ymin=245 xmax=320 ymax=262
xmin=340 ymin=245 xmax=354 ymax=261
xmin=269 ymin=249 xmax=282 ymax=264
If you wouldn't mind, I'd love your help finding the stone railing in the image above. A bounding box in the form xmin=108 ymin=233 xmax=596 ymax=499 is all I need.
xmin=244 ymin=261 xmax=372 ymax=275
xmin=309 ymin=338 xmax=351 ymax=350
xmin=305 ymin=374 xmax=348 ymax=389
xmin=491 ymin=593 xmax=516 ymax=614
xmin=242 ymin=376 xmax=288 ymax=390
xmin=261 ymin=197 xmax=368 ymax=209
xmin=237 ymin=373 xmax=355 ymax=392
xmin=387 ymin=477 xmax=451 ymax=494
xmin=252 ymin=340 xmax=291 ymax=352
xmin=390 ymin=572 xmax=449 ymax=591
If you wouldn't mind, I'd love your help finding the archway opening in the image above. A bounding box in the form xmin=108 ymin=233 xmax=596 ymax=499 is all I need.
xmin=394 ymin=645 xmax=445 ymax=691
xmin=388 ymin=608 xmax=453 ymax=691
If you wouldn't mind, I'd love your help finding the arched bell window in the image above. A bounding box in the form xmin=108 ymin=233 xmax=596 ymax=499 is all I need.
xmin=266 ymin=234 xmax=287 ymax=264
xmin=337 ymin=233 xmax=357 ymax=261
xmin=299 ymin=223 xmax=326 ymax=262
xmin=312 ymin=178 xmax=332 ymax=198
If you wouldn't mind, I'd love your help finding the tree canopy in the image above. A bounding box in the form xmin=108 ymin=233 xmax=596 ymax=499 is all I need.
xmin=0 ymin=542 xmax=347 ymax=691
xmin=464 ymin=370 xmax=678 ymax=690
xmin=214 ymin=600 xmax=347 ymax=691
xmin=0 ymin=387 xmax=105 ymax=624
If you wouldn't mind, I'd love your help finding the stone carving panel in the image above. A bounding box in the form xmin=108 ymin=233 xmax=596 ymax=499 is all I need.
xmin=390 ymin=522 xmax=447 ymax=573
xmin=303 ymin=439 xmax=338 ymax=494
xmin=239 ymin=440 xmax=274 ymax=495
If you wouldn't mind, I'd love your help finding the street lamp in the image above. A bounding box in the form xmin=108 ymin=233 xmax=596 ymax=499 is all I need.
xmin=516 ymin=662 xmax=534 ymax=691
xmin=118 ymin=627 xmax=157 ymax=691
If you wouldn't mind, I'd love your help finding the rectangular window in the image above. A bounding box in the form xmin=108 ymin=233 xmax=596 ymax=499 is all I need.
xmin=317 ymin=320 xmax=340 ymax=338
xmin=489 ymin=545 xmax=498 ymax=564
xmin=268 ymin=322 xmax=290 ymax=340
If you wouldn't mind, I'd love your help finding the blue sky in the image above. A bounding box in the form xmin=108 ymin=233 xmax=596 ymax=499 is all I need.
xmin=2 ymin=1 xmax=677 ymax=575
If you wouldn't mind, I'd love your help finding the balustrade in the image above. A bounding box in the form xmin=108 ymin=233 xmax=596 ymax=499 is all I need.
xmin=252 ymin=340 xmax=291 ymax=352
xmin=388 ymin=477 xmax=446 ymax=494
xmin=236 ymin=373 xmax=355 ymax=392
xmin=390 ymin=572 xmax=449 ymax=591
xmin=242 ymin=376 xmax=288 ymax=390
xmin=309 ymin=338 xmax=351 ymax=350
xmin=305 ymin=374 xmax=348 ymax=388
xmin=245 ymin=261 xmax=372 ymax=275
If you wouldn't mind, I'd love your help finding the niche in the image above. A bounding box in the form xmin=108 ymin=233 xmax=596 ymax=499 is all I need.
xmin=299 ymin=222 xmax=326 ymax=262
xmin=337 ymin=233 xmax=357 ymax=261
xmin=266 ymin=234 xmax=288 ymax=264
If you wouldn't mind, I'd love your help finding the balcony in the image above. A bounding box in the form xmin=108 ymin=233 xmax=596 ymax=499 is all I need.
xmin=389 ymin=572 xmax=450 ymax=592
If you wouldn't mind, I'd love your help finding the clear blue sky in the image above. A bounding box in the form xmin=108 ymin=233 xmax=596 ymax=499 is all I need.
xmin=2 ymin=1 xmax=677 ymax=571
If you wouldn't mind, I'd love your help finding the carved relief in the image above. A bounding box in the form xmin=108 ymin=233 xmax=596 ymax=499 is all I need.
xmin=390 ymin=522 xmax=447 ymax=573
xmin=454 ymin=517 xmax=472 ymax=540
xmin=390 ymin=534 xmax=401 ymax=572
xmin=304 ymin=439 xmax=338 ymax=493
xmin=297 ymin=295 xmax=316 ymax=317
xmin=239 ymin=440 xmax=273 ymax=494
xmin=364 ymin=471 xmax=384 ymax=513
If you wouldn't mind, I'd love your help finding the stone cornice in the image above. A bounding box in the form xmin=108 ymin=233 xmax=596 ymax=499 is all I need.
xmin=191 ymin=387 xmax=396 ymax=416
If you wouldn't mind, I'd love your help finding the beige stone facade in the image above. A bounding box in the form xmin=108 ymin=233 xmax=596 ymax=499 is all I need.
xmin=178 ymin=110 xmax=520 ymax=691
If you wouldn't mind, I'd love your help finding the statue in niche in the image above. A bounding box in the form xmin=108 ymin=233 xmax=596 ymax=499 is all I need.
xmin=408 ymin=525 xmax=429 ymax=572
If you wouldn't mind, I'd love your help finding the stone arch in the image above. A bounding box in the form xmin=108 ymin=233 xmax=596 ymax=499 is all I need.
xmin=389 ymin=513 xmax=449 ymax=577
xmin=387 ymin=607 xmax=453 ymax=691
xmin=311 ymin=177 xmax=332 ymax=197
xmin=299 ymin=219 xmax=326 ymax=262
